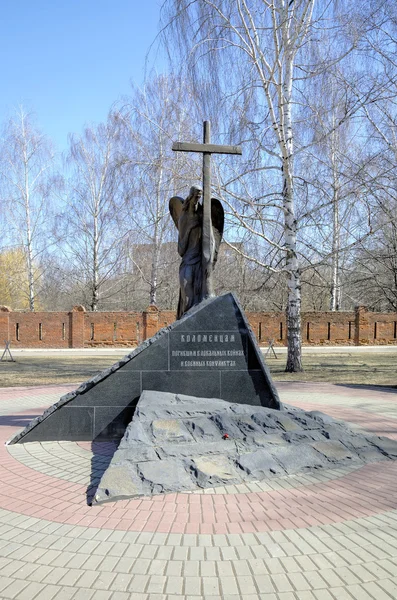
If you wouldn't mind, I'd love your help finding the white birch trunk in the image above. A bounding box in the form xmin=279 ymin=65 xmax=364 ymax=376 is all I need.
xmin=91 ymin=211 xmax=99 ymax=311
xmin=25 ymin=194 xmax=35 ymax=312
xmin=149 ymin=156 xmax=165 ymax=306
xmin=330 ymin=129 xmax=341 ymax=311
xmin=150 ymin=220 xmax=160 ymax=306
xmin=282 ymin=49 xmax=302 ymax=372
xmin=22 ymin=126 xmax=35 ymax=312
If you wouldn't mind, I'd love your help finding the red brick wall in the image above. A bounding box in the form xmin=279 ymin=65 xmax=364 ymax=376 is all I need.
xmin=8 ymin=311 xmax=71 ymax=348
xmin=1 ymin=305 xmax=396 ymax=348
xmin=302 ymin=311 xmax=356 ymax=346
xmin=84 ymin=311 xmax=144 ymax=347
xmin=364 ymin=312 xmax=397 ymax=345
xmin=246 ymin=312 xmax=287 ymax=346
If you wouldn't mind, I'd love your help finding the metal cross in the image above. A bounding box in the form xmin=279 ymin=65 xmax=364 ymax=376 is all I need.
xmin=172 ymin=120 xmax=242 ymax=297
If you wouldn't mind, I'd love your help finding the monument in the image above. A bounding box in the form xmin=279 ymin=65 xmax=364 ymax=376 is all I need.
xmin=8 ymin=121 xmax=397 ymax=504
xmin=9 ymin=121 xmax=281 ymax=445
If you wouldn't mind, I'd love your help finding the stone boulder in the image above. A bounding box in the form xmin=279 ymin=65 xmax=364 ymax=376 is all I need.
xmin=92 ymin=390 xmax=397 ymax=504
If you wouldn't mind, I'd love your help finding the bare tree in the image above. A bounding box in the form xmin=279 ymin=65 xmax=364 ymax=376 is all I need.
xmin=0 ymin=107 xmax=57 ymax=311
xmin=60 ymin=118 xmax=127 ymax=311
xmin=115 ymin=74 xmax=200 ymax=306
xmin=161 ymin=0 xmax=332 ymax=370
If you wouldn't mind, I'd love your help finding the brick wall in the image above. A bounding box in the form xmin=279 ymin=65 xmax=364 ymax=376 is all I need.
xmin=0 ymin=305 xmax=396 ymax=348
xmin=84 ymin=311 xmax=144 ymax=347
xmin=4 ymin=309 xmax=72 ymax=348
xmin=362 ymin=311 xmax=397 ymax=346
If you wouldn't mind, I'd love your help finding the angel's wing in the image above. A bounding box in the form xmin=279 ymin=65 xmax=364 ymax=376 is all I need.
xmin=169 ymin=196 xmax=184 ymax=229
xmin=211 ymin=198 xmax=224 ymax=266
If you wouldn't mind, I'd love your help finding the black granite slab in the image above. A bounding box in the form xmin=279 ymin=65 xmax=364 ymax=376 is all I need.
xmin=19 ymin=407 xmax=95 ymax=442
xmin=8 ymin=293 xmax=281 ymax=444
xmin=141 ymin=370 xmax=221 ymax=399
xmin=94 ymin=406 xmax=137 ymax=440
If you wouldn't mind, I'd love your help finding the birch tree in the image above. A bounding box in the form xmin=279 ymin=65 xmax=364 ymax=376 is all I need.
xmin=115 ymin=74 xmax=199 ymax=306
xmin=60 ymin=118 xmax=127 ymax=311
xmin=0 ymin=107 xmax=57 ymax=311
xmin=162 ymin=0 xmax=320 ymax=370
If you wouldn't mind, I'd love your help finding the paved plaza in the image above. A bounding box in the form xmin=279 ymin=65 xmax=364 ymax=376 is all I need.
xmin=0 ymin=381 xmax=397 ymax=599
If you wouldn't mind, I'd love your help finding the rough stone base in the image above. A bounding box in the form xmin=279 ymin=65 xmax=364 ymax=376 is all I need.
xmin=92 ymin=391 xmax=397 ymax=504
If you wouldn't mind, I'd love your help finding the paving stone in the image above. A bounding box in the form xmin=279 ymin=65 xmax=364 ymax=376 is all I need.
xmin=165 ymin=561 xmax=183 ymax=576
xmin=236 ymin=575 xmax=258 ymax=594
xmin=202 ymin=576 xmax=221 ymax=595
xmin=165 ymin=576 xmax=184 ymax=594
xmin=1 ymin=579 xmax=29 ymax=599
xmin=184 ymin=576 xmax=201 ymax=595
xmin=146 ymin=575 xmax=166 ymax=593
xmin=44 ymin=586 xmax=76 ymax=600
xmin=71 ymin=589 xmax=95 ymax=600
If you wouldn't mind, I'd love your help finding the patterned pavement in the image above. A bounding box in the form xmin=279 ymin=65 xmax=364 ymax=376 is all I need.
xmin=0 ymin=382 xmax=397 ymax=599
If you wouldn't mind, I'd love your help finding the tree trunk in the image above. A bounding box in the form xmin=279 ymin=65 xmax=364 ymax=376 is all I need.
xmin=330 ymin=129 xmax=341 ymax=311
xmin=26 ymin=233 xmax=35 ymax=312
xmin=284 ymin=178 xmax=303 ymax=372
xmin=150 ymin=225 xmax=160 ymax=306
xmin=330 ymin=192 xmax=341 ymax=311
xmin=283 ymin=50 xmax=303 ymax=372
xmin=91 ymin=212 xmax=99 ymax=311
xmin=24 ymin=148 xmax=35 ymax=312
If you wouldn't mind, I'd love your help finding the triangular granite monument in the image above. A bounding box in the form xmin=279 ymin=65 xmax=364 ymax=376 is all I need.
xmin=8 ymin=293 xmax=281 ymax=445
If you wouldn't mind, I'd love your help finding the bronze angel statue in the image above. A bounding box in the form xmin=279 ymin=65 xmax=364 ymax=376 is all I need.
xmin=169 ymin=186 xmax=224 ymax=319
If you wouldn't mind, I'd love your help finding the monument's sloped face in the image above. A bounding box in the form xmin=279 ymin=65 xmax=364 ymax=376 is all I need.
xmin=92 ymin=390 xmax=397 ymax=503
xmin=8 ymin=293 xmax=281 ymax=445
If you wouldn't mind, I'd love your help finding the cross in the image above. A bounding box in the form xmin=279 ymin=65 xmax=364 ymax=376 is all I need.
xmin=172 ymin=120 xmax=242 ymax=298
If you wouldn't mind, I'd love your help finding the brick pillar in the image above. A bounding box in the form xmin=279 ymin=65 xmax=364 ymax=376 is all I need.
xmin=355 ymin=305 xmax=369 ymax=346
xmin=0 ymin=306 xmax=10 ymax=346
xmin=69 ymin=305 xmax=86 ymax=348
xmin=143 ymin=305 xmax=159 ymax=340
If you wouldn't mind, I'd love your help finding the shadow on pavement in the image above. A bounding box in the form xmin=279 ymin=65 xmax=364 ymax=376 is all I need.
xmin=335 ymin=383 xmax=397 ymax=393
xmin=0 ymin=414 xmax=42 ymax=427
xmin=87 ymin=440 xmax=119 ymax=505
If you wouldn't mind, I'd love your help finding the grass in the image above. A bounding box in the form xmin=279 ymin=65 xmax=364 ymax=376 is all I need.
xmin=267 ymin=352 xmax=397 ymax=387
xmin=0 ymin=355 xmax=127 ymax=388
xmin=0 ymin=350 xmax=396 ymax=388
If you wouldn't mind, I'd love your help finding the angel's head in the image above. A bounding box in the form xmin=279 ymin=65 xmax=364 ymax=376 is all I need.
xmin=187 ymin=186 xmax=202 ymax=206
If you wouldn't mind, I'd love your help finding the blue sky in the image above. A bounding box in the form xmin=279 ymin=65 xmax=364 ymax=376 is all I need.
xmin=0 ymin=1 xmax=165 ymax=151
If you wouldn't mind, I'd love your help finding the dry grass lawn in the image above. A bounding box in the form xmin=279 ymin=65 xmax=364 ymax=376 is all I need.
xmin=0 ymin=350 xmax=395 ymax=388
xmin=268 ymin=352 xmax=396 ymax=386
